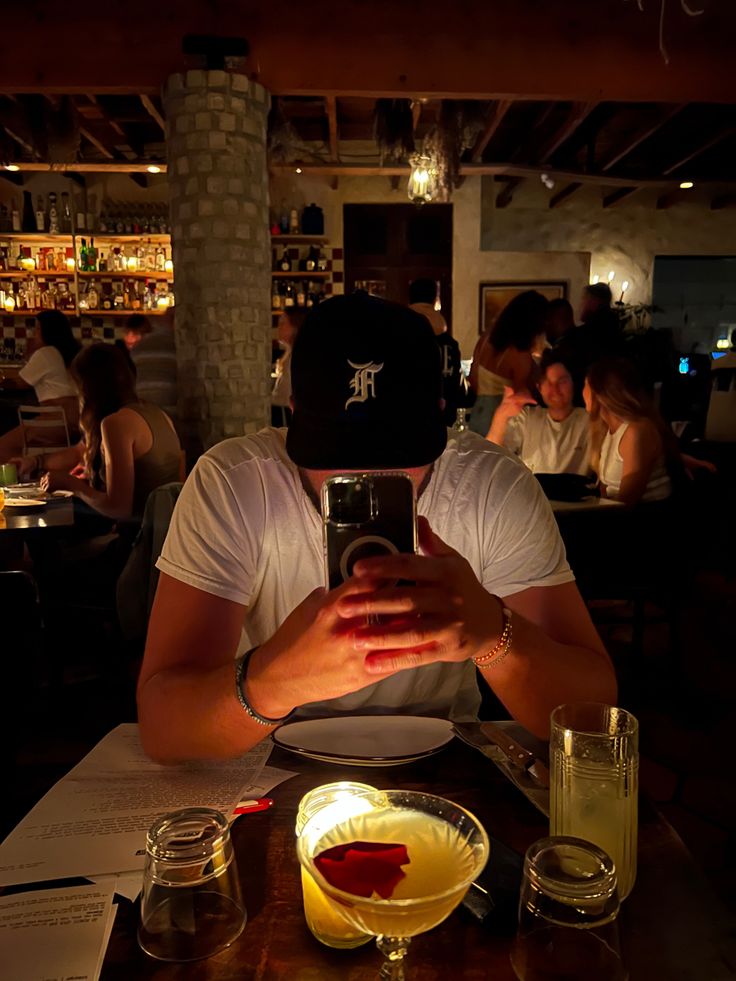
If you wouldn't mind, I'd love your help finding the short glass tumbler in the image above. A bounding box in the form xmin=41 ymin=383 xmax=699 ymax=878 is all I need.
xmin=511 ymin=836 xmax=627 ymax=981
xmin=138 ymin=807 xmax=246 ymax=962
xmin=550 ymin=703 xmax=639 ymax=899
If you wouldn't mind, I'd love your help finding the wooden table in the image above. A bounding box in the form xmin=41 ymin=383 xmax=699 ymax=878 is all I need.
xmin=101 ymin=741 xmax=734 ymax=981
xmin=0 ymin=498 xmax=74 ymax=569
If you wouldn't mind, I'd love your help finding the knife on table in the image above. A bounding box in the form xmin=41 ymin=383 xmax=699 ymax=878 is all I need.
xmin=479 ymin=722 xmax=550 ymax=788
xmin=452 ymin=721 xmax=550 ymax=817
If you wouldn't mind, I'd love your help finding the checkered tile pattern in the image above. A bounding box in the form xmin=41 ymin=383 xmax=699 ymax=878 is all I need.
xmin=2 ymin=316 xmax=126 ymax=345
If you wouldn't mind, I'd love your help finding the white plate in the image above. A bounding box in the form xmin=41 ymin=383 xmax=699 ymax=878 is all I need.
xmin=50 ymin=490 xmax=74 ymax=499
xmin=4 ymin=483 xmax=45 ymax=499
xmin=2 ymin=497 xmax=46 ymax=508
xmin=272 ymin=715 xmax=454 ymax=766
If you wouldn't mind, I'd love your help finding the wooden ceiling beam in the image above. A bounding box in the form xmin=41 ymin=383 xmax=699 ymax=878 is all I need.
xmin=79 ymin=125 xmax=115 ymax=160
xmin=83 ymin=95 xmax=126 ymax=138
xmin=2 ymin=161 xmax=166 ymax=172
xmin=140 ymin=94 xmax=166 ymax=133
xmin=662 ymin=127 xmax=736 ymax=176
xmin=496 ymin=176 xmax=523 ymax=208
xmin=602 ymin=186 xmax=638 ymax=208
xmin=471 ymin=100 xmax=513 ymax=162
xmin=538 ymin=101 xmax=598 ymax=163
xmin=600 ymin=104 xmax=687 ymax=172
xmin=325 ymin=95 xmax=338 ymax=160
xmin=549 ymin=182 xmax=582 ymax=208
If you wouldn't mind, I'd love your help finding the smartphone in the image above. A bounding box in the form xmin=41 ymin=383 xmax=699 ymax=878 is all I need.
xmin=321 ymin=472 xmax=417 ymax=590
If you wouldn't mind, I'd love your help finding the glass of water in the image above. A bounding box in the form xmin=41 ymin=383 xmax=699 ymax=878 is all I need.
xmin=138 ymin=807 xmax=246 ymax=962
xmin=550 ymin=703 xmax=639 ymax=899
xmin=511 ymin=836 xmax=626 ymax=981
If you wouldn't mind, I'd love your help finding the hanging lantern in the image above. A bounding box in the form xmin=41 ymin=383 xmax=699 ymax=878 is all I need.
xmin=407 ymin=153 xmax=436 ymax=204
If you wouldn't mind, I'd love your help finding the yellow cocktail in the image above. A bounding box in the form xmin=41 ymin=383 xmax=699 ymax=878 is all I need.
xmin=297 ymin=790 xmax=489 ymax=978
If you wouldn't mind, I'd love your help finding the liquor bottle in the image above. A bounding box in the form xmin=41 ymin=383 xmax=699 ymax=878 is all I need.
xmin=35 ymin=195 xmax=46 ymax=233
xmin=305 ymin=246 xmax=318 ymax=272
xmin=155 ymin=246 xmax=166 ymax=271
xmin=11 ymin=204 xmax=21 ymax=232
xmin=15 ymin=247 xmax=24 ymax=270
xmin=48 ymin=193 xmax=59 ymax=234
xmin=21 ymin=191 xmax=35 ymax=233
xmin=115 ymin=210 xmax=125 ymax=235
xmin=284 ymin=282 xmax=296 ymax=308
xmin=75 ymin=195 xmax=86 ymax=232
xmin=78 ymin=238 xmax=88 ymax=271
xmin=86 ymin=237 xmax=97 ymax=272
xmin=306 ymin=283 xmax=316 ymax=308
xmin=272 ymin=281 xmax=282 ymax=309
xmin=102 ymin=286 xmax=112 ymax=311
xmin=279 ymin=202 xmax=289 ymax=234
xmin=61 ymin=192 xmax=72 ymax=233
xmin=0 ymin=248 xmax=7 ymax=272
xmin=289 ymin=207 xmax=299 ymax=234
xmin=113 ymin=284 xmax=124 ymax=310
xmin=296 ymin=283 xmax=306 ymax=307
xmin=146 ymin=245 xmax=156 ymax=271
xmin=86 ymin=279 xmax=99 ymax=310
xmin=278 ymin=249 xmax=291 ymax=272
xmin=98 ymin=251 xmax=107 ymax=273
xmin=316 ymin=248 xmax=328 ymax=272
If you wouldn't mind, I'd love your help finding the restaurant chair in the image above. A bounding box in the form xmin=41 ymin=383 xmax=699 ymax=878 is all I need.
xmin=116 ymin=481 xmax=183 ymax=647
xmin=17 ymin=404 xmax=71 ymax=456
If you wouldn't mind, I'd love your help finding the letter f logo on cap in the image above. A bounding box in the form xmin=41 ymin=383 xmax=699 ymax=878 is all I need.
xmin=345 ymin=360 xmax=384 ymax=408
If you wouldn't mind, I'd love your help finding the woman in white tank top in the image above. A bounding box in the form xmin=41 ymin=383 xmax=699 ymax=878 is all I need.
xmin=583 ymin=359 xmax=672 ymax=506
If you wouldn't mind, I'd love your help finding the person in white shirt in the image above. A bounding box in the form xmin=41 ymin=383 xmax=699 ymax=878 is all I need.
xmin=138 ymin=294 xmax=616 ymax=763
xmin=487 ymin=356 xmax=590 ymax=476
xmin=0 ymin=310 xmax=80 ymax=461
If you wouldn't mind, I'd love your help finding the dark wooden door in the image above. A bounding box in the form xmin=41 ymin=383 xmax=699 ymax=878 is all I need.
xmin=344 ymin=203 xmax=453 ymax=329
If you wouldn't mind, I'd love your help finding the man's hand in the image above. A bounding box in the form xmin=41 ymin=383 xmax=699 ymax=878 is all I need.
xmin=496 ymin=385 xmax=537 ymax=420
xmin=333 ymin=517 xmax=503 ymax=675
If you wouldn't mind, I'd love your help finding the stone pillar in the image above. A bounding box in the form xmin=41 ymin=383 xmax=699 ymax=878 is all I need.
xmin=164 ymin=70 xmax=271 ymax=452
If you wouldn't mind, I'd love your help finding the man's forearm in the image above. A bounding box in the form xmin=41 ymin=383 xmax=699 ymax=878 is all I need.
xmin=137 ymin=660 xmax=275 ymax=763
xmin=477 ymin=612 xmax=617 ymax=739
xmin=487 ymin=412 xmax=509 ymax=445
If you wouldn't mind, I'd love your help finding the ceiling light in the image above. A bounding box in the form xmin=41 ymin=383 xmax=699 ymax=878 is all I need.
xmin=4 ymin=164 xmax=20 ymax=172
xmin=679 ymin=181 xmax=694 ymax=189
xmin=607 ymin=270 xmax=615 ymax=283
xmin=295 ymin=167 xmax=303 ymax=174
xmin=147 ymin=165 xmax=162 ymax=174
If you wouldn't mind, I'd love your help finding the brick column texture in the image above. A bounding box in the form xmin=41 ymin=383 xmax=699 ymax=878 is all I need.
xmin=164 ymin=70 xmax=271 ymax=450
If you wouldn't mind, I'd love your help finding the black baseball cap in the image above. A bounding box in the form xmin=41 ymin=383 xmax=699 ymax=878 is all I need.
xmin=286 ymin=293 xmax=447 ymax=470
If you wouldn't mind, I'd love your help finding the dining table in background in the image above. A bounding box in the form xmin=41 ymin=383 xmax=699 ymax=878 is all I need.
xmin=0 ymin=498 xmax=74 ymax=569
xmin=100 ymin=738 xmax=734 ymax=981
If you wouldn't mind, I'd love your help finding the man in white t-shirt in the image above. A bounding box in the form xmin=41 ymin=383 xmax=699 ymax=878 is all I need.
xmin=487 ymin=357 xmax=590 ymax=476
xmin=138 ymin=295 xmax=615 ymax=763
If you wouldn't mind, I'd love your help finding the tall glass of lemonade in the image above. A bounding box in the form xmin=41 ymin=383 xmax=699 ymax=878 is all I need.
xmin=550 ymin=703 xmax=639 ymax=899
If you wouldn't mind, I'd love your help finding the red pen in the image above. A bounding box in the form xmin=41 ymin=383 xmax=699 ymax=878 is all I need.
xmin=233 ymin=797 xmax=274 ymax=815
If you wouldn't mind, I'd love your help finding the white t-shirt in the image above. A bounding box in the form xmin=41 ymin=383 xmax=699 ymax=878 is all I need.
xmin=157 ymin=428 xmax=574 ymax=721
xmin=505 ymin=407 xmax=590 ymax=475
xmin=19 ymin=346 xmax=77 ymax=401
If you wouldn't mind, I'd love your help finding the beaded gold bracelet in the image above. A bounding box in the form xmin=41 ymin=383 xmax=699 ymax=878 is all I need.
xmin=472 ymin=603 xmax=513 ymax=669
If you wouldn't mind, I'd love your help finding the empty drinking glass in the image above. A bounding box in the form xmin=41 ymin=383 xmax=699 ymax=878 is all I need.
xmin=511 ymin=836 xmax=626 ymax=981
xmin=138 ymin=807 xmax=246 ymax=962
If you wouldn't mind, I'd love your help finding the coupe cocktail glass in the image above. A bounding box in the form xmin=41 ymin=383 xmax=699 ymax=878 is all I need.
xmin=297 ymin=789 xmax=489 ymax=980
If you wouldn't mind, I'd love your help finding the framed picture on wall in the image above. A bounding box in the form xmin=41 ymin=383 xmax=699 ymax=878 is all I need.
xmin=478 ymin=281 xmax=568 ymax=334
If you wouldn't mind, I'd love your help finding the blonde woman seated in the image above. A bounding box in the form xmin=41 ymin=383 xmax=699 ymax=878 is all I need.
xmin=583 ymin=358 xmax=673 ymax=506
xmin=487 ymin=356 xmax=590 ymax=476
xmin=15 ymin=343 xmax=181 ymax=521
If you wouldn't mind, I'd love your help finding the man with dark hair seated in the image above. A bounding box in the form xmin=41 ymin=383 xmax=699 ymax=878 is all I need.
xmin=487 ymin=355 xmax=590 ymax=476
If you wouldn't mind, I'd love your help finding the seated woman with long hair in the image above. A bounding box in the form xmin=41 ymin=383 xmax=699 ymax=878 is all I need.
xmin=20 ymin=342 xmax=182 ymax=521
xmin=0 ymin=310 xmax=81 ymax=460
xmin=583 ymin=358 xmax=673 ymax=506
xmin=469 ymin=290 xmax=548 ymax=436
